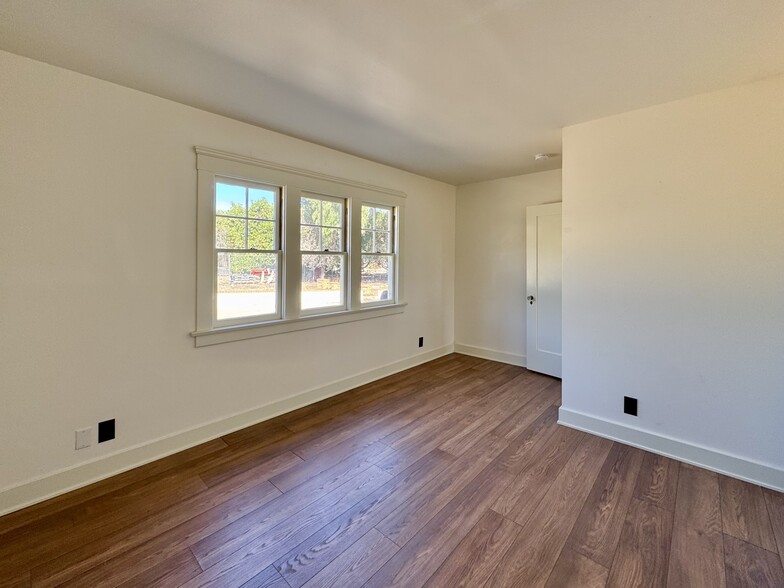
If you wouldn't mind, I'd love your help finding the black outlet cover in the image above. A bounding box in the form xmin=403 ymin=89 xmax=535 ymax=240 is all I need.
xmin=623 ymin=396 xmax=638 ymax=416
xmin=418 ymin=336 xmax=424 ymax=348
xmin=98 ymin=419 xmax=115 ymax=443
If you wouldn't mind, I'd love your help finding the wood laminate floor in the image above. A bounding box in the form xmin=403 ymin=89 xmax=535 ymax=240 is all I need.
xmin=2 ymin=354 xmax=783 ymax=587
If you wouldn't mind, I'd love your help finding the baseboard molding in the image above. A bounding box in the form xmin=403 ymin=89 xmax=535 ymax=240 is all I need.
xmin=453 ymin=343 xmax=526 ymax=367
xmin=0 ymin=344 xmax=454 ymax=517
xmin=558 ymin=407 xmax=784 ymax=492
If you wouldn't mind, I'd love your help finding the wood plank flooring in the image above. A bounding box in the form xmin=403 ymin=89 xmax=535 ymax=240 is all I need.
xmin=1 ymin=353 xmax=783 ymax=587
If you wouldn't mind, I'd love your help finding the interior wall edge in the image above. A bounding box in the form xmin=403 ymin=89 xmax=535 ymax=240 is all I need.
xmin=558 ymin=407 xmax=784 ymax=492
xmin=0 ymin=344 xmax=454 ymax=517
xmin=453 ymin=343 xmax=526 ymax=367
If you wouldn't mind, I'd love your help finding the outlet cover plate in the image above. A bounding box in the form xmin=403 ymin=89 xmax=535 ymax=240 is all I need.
xmin=75 ymin=427 xmax=92 ymax=450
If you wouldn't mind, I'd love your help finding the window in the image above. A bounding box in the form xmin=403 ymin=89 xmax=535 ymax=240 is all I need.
xmin=301 ymin=194 xmax=346 ymax=312
xmin=214 ymin=178 xmax=281 ymax=325
xmin=194 ymin=147 xmax=406 ymax=346
xmin=361 ymin=204 xmax=395 ymax=305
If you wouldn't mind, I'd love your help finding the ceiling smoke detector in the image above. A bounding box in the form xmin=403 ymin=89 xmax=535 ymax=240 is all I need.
xmin=534 ymin=153 xmax=560 ymax=162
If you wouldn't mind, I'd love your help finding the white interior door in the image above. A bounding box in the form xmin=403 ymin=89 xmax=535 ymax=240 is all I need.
xmin=526 ymin=203 xmax=562 ymax=377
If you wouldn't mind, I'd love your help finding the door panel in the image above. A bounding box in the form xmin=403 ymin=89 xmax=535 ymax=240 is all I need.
xmin=526 ymin=203 xmax=562 ymax=377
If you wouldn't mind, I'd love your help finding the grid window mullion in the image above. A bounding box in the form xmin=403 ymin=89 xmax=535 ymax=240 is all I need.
xmin=244 ymin=188 xmax=249 ymax=248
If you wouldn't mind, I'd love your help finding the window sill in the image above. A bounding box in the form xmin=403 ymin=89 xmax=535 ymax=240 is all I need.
xmin=191 ymin=302 xmax=407 ymax=347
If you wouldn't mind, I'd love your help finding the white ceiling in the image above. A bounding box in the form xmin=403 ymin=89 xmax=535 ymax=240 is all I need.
xmin=1 ymin=1 xmax=783 ymax=184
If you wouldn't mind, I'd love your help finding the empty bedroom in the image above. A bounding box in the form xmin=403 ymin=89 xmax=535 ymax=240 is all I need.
xmin=1 ymin=1 xmax=783 ymax=587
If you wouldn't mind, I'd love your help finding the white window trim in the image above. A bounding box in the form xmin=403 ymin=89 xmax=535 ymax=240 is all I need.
xmin=192 ymin=147 xmax=406 ymax=347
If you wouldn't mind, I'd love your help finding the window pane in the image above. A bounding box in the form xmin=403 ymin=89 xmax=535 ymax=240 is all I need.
xmin=216 ymin=182 xmax=246 ymax=216
xmin=248 ymin=220 xmax=276 ymax=250
xmin=302 ymin=254 xmax=344 ymax=310
xmin=322 ymin=200 xmax=342 ymax=227
xmin=361 ymin=205 xmax=374 ymax=229
xmin=216 ymin=216 xmax=246 ymax=249
xmin=361 ymin=255 xmax=393 ymax=303
xmin=322 ymin=228 xmax=342 ymax=252
xmin=361 ymin=229 xmax=374 ymax=253
xmin=374 ymin=208 xmax=390 ymax=231
xmin=248 ymin=188 xmax=276 ymax=220
xmin=301 ymin=225 xmax=319 ymax=251
xmin=216 ymin=252 xmax=277 ymax=320
xmin=375 ymin=231 xmax=390 ymax=253
xmin=301 ymin=197 xmax=321 ymax=225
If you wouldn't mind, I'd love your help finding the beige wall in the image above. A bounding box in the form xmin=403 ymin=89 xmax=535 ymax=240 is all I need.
xmin=0 ymin=51 xmax=456 ymax=512
xmin=561 ymin=75 xmax=784 ymax=489
xmin=455 ymin=170 xmax=562 ymax=364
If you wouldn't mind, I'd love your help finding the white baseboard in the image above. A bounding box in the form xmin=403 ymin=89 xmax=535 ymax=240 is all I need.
xmin=558 ymin=407 xmax=784 ymax=492
xmin=0 ymin=344 xmax=454 ymax=517
xmin=454 ymin=343 xmax=526 ymax=367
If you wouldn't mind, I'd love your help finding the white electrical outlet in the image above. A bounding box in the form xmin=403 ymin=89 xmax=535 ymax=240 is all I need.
xmin=75 ymin=427 xmax=92 ymax=450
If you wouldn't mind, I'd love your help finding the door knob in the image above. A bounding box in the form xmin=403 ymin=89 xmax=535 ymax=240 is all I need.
xmin=527 ymin=295 xmax=535 ymax=305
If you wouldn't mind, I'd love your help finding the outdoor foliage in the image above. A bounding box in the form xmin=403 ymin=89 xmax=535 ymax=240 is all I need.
xmin=215 ymin=185 xmax=277 ymax=276
xmin=301 ymin=196 xmax=344 ymax=279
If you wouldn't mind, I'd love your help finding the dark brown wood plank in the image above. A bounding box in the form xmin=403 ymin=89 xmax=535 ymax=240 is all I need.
xmin=374 ymin=433 xmax=510 ymax=547
xmin=545 ymin=547 xmax=609 ymax=588
xmin=28 ymin=448 xmax=300 ymax=585
xmin=272 ymin=449 xmax=456 ymax=588
xmin=269 ymin=440 xmax=391 ymax=493
xmin=280 ymin=356 xmax=470 ymax=432
xmin=438 ymin=373 xmax=554 ymax=456
xmin=720 ymin=474 xmax=778 ymax=552
xmin=31 ymin=480 xmax=281 ymax=587
xmin=633 ymin=452 xmax=680 ymax=511
xmin=423 ymin=509 xmax=521 ymax=588
xmin=492 ymin=404 xmax=560 ymax=473
xmin=288 ymin=407 xmax=414 ymax=461
xmin=239 ymin=565 xmax=290 ymax=588
xmin=282 ymin=370 xmax=435 ymax=432
xmin=489 ymin=378 xmax=560 ymax=441
xmin=486 ymin=434 xmax=613 ymax=588
xmin=490 ymin=423 xmax=583 ymax=525
xmin=764 ymin=488 xmax=784 ymax=565
xmin=198 ymin=450 xmax=303 ymax=489
xmin=187 ymin=451 xmax=389 ymax=569
xmin=566 ymin=443 xmax=645 ymax=567
xmin=222 ymin=422 xmax=295 ymax=448
xmin=190 ymin=464 xmax=395 ymax=573
xmin=431 ymin=372 xmax=534 ymax=454
xmin=363 ymin=465 xmax=515 ymax=587
xmin=137 ymin=466 xmax=393 ymax=588
xmin=114 ymin=547 xmax=203 ymax=588
xmin=300 ymin=529 xmax=398 ymax=588
xmin=440 ymin=372 xmax=539 ymax=456
xmin=374 ymin=368 xmax=527 ymax=477
xmin=667 ymin=465 xmax=725 ymax=587
xmin=724 ymin=534 xmax=784 ymax=588
xmin=184 ymin=445 xmax=402 ymax=573
xmin=379 ymin=366 xmax=513 ymax=449
xmin=285 ymin=364 xmax=510 ymax=471
xmin=0 ymin=570 xmax=30 ymax=588
xmin=2 ymin=471 xmax=209 ymax=580
xmin=606 ymin=498 xmax=673 ymax=588
xmin=433 ymin=354 xmax=485 ymax=378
